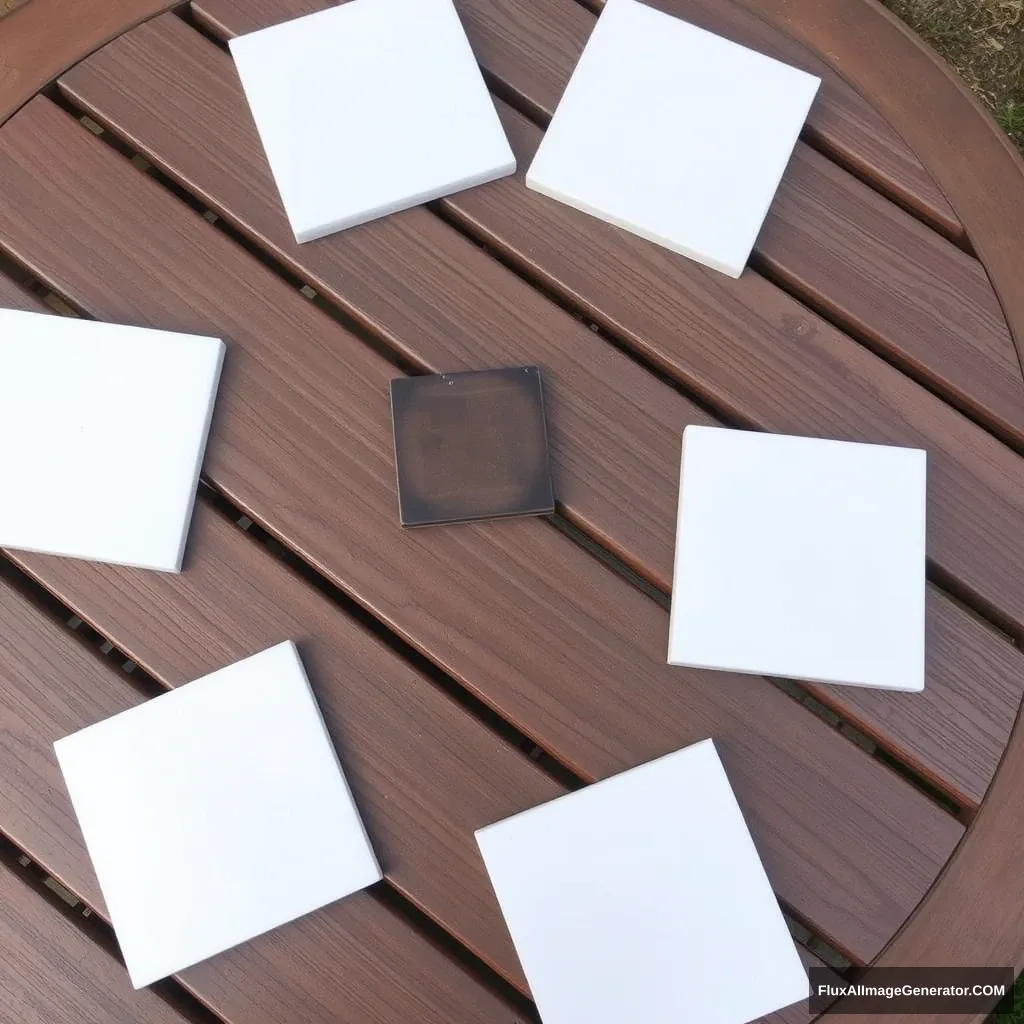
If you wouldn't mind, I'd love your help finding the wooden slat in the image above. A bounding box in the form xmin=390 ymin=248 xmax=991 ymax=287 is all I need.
xmin=191 ymin=0 xmax=1012 ymax=440
xmin=371 ymin=0 xmax=1024 ymax=442
xmin=62 ymin=15 xmax=1024 ymax=621
xmin=0 ymin=0 xmax=179 ymax=125
xmin=52 ymin=14 xmax=1024 ymax=808
xmin=10 ymin=501 xmax=565 ymax=991
xmin=192 ymin=0 xmax=960 ymax=241
xmin=0 ymin=858 xmax=193 ymax=1024
xmin=819 ymin=589 xmax=1023 ymax=806
xmin=0 ymin=95 xmax=964 ymax=962
xmin=724 ymin=1 xmax=1024 ymax=1011
xmin=755 ymin=140 xmax=1023 ymax=438
xmin=0 ymin=505 xmax=835 ymax=1024
xmin=748 ymin=0 xmax=1024 ymax=425
xmin=0 ymin=566 xmax=526 ymax=1023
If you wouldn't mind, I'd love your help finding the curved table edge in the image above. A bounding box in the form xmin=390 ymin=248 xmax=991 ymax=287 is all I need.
xmin=742 ymin=0 xmax=1024 ymax=1014
xmin=0 ymin=0 xmax=181 ymax=126
xmin=748 ymin=0 xmax=1024 ymax=385
xmin=3 ymin=0 xmax=1023 ymax=1013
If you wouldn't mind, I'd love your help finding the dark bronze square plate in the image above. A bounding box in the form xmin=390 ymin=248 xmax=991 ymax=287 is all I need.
xmin=390 ymin=366 xmax=555 ymax=527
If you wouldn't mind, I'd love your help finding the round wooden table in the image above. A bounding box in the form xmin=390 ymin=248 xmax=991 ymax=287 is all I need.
xmin=1 ymin=1 xmax=1023 ymax=1022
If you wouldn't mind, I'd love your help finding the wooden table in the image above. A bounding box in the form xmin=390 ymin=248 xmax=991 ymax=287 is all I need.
xmin=1 ymin=0 xmax=1023 ymax=1021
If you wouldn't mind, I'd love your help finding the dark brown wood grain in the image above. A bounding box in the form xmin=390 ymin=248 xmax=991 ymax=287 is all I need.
xmin=9 ymin=500 xmax=566 ymax=992
xmin=191 ymin=0 xmax=960 ymax=240
xmin=817 ymin=589 xmax=1022 ymax=807
xmin=0 ymin=567 xmax=527 ymax=1023
xmin=0 ymin=95 xmax=965 ymax=962
xmin=54 ymin=13 xmax=1024 ymax=808
xmin=191 ymin=0 xmax=1019 ymax=443
xmin=730 ymin=1 xmax=1024 ymax=1014
xmin=0 ymin=858 xmax=193 ymax=1024
xmin=0 ymin=265 xmax=841 ymax=1023
xmin=737 ymin=0 xmax=1024 ymax=388
xmin=754 ymin=140 xmax=1023 ymax=443
xmin=58 ymin=16 xmax=1024 ymax=618
xmin=395 ymin=0 xmax=1024 ymax=442
xmin=0 ymin=0 xmax=178 ymax=124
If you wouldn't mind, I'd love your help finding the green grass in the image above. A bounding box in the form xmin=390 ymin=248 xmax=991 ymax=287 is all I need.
xmin=996 ymin=99 xmax=1024 ymax=138
xmin=990 ymin=975 xmax=1024 ymax=1021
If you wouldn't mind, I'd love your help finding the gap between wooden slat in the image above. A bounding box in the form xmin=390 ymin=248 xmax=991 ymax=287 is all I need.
xmin=0 ymin=552 xmax=541 ymax=1015
xmin=0 ymin=292 xmax=870 ymax=974
xmin=197 ymin=481 xmax=581 ymax=791
xmin=747 ymin=251 xmax=1024 ymax=456
xmin=48 ymin=49 xmax=1024 ymax=649
xmin=430 ymin=167 xmax=1024 ymax=460
xmin=0 ymin=525 xmax=853 ymax=991
xmin=563 ymin=0 xmax=966 ymax=249
xmin=185 ymin=5 xmax=1024 ymax=457
xmin=0 ymin=833 xmax=226 ymax=1024
xmin=181 ymin=0 xmax=963 ymax=252
xmin=0 ymin=111 xmax=989 ymax=815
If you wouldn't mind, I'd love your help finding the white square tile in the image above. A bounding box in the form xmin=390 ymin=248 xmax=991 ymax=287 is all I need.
xmin=0 ymin=309 xmax=223 ymax=572
xmin=669 ymin=426 xmax=927 ymax=690
xmin=525 ymin=0 xmax=820 ymax=277
xmin=476 ymin=738 xmax=806 ymax=1024
xmin=54 ymin=642 xmax=381 ymax=988
xmin=229 ymin=0 xmax=516 ymax=244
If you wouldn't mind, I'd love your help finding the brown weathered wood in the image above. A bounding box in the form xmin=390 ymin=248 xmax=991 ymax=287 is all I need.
xmin=0 ymin=257 xmax=839 ymax=1023
xmin=0 ymin=566 xmax=527 ymax=1023
xmin=0 ymin=857 xmax=194 ymax=1024
xmin=293 ymin=0 xmax=1021 ymax=442
xmin=730 ymin=0 xmax=1024 ymax=1014
xmin=65 ymin=10 xmax=1024 ymax=621
xmin=191 ymin=0 xmax=961 ymax=240
xmin=745 ymin=0 xmax=1024 ymax=434
xmin=0 ymin=0 xmax=32 ymax=21
xmin=9 ymin=500 xmax=563 ymax=992
xmin=754 ymin=140 xmax=1023 ymax=443
xmin=817 ymin=589 xmax=1022 ymax=807
xmin=0 ymin=0 xmax=178 ymax=125
xmin=192 ymin=0 xmax=1017 ymax=444
xmin=0 ymin=95 xmax=964 ymax=962
xmin=54 ymin=13 xmax=1024 ymax=808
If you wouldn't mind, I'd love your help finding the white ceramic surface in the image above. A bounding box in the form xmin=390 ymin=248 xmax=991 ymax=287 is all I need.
xmin=54 ymin=641 xmax=382 ymax=988
xmin=668 ymin=425 xmax=927 ymax=690
xmin=0 ymin=309 xmax=223 ymax=572
xmin=476 ymin=738 xmax=808 ymax=1024
xmin=229 ymin=0 xmax=515 ymax=244
xmin=526 ymin=0 xmax=820 ymax=277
